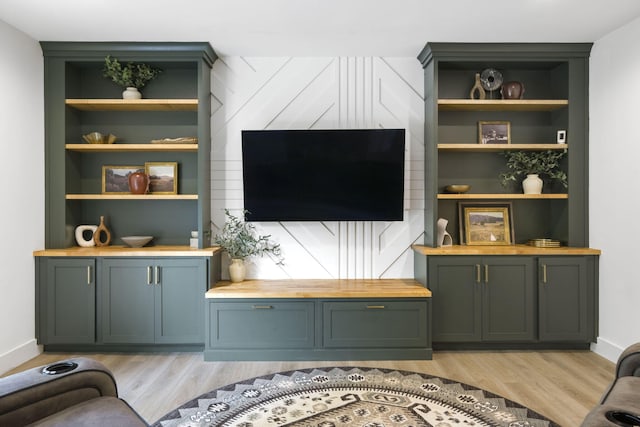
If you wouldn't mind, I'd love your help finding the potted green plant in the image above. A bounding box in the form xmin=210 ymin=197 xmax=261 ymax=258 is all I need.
xmin=212 ymin=209 xmax=284 ymax=282
xmin=499 ymin=150 xmax=567 ymax=194
xmin=103 ymin=55 xmax=162 ymax=99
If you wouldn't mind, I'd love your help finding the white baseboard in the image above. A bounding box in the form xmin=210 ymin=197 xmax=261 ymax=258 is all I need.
xmin=0 ymin=339 xmax=41 ymax=375
xmin=591 ymin=337 xmax=626 ymax=363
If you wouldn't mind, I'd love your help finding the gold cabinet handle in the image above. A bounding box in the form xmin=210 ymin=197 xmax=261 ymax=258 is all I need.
xmin=147 ymin=266 xmax=152 ymax=285
xmin=366 ymin=305 xmax=385 ymax=309
xmin=484 ymin=264 xmax=489 ymax=283
xmin=542 ymin=264 xmax=547 ymax=284
xmin=87 ymin=266 xmax=92 ymax=285
xmin=155 ymin=266 xmax=160 ymax=285
xmin=475 ymin=264 xmax=481 ymax=283
xmin=252 ymin=305 xmax=273 ymax=309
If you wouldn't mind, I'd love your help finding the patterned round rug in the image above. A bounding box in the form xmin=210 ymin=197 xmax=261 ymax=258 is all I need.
xmin=152 ymin=367 xmax=559 ymax=427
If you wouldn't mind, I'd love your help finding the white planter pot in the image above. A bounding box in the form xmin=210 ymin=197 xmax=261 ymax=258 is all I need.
xmin=522 ymin=174 xmax=543 ymax=194
xmin=122 ymin=87 xmax=142 ymax=99
xmin=229 ymin=258 xmax=246 ymax=283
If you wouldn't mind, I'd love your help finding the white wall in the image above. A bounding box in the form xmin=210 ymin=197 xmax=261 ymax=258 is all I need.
xmin=0 ymin=20 xmax=44 ymax=374
xmin=210 ymin=57 xmax=425 ymax=280
xmin=590 ymin=16 xmax=640 ymax=361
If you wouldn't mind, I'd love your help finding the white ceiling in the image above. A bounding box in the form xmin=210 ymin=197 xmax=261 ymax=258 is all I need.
xmin=2 ymin=0 xmax=640 ymax=57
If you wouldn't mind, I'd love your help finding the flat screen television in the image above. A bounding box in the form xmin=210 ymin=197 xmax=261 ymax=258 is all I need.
xmin=241 ymin=129 xmax=405 ymax=222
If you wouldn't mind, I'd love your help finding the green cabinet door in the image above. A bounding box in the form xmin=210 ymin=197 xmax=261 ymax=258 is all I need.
xmin=42 ymin=258 xmax=96 ymax=344
xmin=154 ymin=258 xmax=206 ymax=344
xmin=428 ymin=256 xmax=481 ymax=342
xmin=101 ymin=258 xmax=156 ymax=343
xmin=428 ymin=256 xmax=534 ymax=342
xmin=102 ymin=257 xmax=207 ymax=345
xmin=538 ymin=256 xmax=590 ymax=342
xmin=482 ymin=256 xmax=535 ymax=342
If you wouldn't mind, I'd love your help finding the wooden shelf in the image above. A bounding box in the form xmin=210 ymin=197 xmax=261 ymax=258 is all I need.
xmin=34 ymin=245 xmax=222 ymax=257
xmin=412 ymin=244 xmax=601 ymax=256
xmin=66 ymin=144 xmax=198 ymax=152
xmin=438 ymin=144 xmax=568 ymax=152
xmin=65 ymin=194 xmax=198 ymax=200
xmin=437 ymin=193 xmax=568 ymax=200
xmin=438 ymin=99 xmax=568 ymax=112
xmin=65 ymin=99 xmax=198 ymax=111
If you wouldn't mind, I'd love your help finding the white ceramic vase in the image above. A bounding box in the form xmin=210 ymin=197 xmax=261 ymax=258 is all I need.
xmin=229 ymin=258 xmax=246 ymax=283
xmin=122 ymin=87 xmax=142 ymax=99
xmin=75 ymin=225 xmax=98 ymax=247
xmin=522 ymin=174 xmax=543 ymax=194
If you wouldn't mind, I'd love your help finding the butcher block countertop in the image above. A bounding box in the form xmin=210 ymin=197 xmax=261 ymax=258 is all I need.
xmin=206 ymin=279 xmax=432 ymax=299
xmin=33 ymin=245 xmax=222 ymax=257
xmin=412 ymin=244 xmax=601 ymax=256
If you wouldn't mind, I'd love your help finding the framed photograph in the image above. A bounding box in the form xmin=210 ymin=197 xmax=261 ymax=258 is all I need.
xmin=458 ymin=202 xmax=514 ymax=245
xmin=102 ymin=165 xmax=144 ymax=194
xmin=478 ymin=121 xmax=511 ymax=144
xmin=145 ymin=162 xmax=178 ymax=194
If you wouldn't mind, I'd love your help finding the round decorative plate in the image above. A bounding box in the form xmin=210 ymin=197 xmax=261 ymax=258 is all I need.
xmin=480 ymin=68 xmax=503 ymax=91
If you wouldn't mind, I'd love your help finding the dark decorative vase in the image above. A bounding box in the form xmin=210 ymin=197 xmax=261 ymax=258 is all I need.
xmin=501 ymin=81 xmax=525 ymax=99
xmin=128 ymin=171 xmax=149 ymax=194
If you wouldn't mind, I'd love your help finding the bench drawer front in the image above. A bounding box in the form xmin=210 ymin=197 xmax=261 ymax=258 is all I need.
xmin=323 ymin=300 xmax=428 ymax=348
xmin=208 ymin=301 xmax=315 ymax=349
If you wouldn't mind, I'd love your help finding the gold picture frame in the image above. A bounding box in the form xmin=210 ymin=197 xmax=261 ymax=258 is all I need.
xmin=478 ymin=121 xmax=511 ymax=144
xmin=145 ymin=162 xmax=178 ymax=194
xmin=102 ymin=165 xmax=144 ymax=194
xmin=458 ymin=202 xmax=514 ymax=245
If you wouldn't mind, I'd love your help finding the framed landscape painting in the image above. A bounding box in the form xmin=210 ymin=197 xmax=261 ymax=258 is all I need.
xmin=102 ymin=165 xmax=144 ymax=194
xmin=458 ymin=202 xmax=514 ymax=245
xmin=145 ymin=162 xmax=178 ymax=194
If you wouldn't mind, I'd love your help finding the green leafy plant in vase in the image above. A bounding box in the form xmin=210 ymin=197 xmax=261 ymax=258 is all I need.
xmin=212 ymin=209 xmax=284 ymax=282
xmin=499 ymin=150 xmax=567 ymax=194
xmin=103 ymin=55 xmax=162 ymax=99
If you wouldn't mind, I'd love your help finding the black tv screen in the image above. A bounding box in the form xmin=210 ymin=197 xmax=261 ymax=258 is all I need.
xmin=241 ymin=129 xmax=405 ymax=222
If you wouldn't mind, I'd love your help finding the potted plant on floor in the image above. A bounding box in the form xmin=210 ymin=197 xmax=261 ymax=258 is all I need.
xmin=499 ymin=150 xmax=567 ymax=194
xmin=212 ymin=209 xmax=284 ymax=282
xmin=103 ymin=55 xmax=162 ymax=99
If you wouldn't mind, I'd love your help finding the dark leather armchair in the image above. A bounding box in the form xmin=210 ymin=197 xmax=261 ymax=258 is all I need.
xmin=0 ymin=357 xmax=147 ymax=426
xmin=581 ymin=343 xmax=640 ymax=426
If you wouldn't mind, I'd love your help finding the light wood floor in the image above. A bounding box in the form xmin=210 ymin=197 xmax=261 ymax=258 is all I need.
xmin=5 ymin=350 xmax=614 ymax=426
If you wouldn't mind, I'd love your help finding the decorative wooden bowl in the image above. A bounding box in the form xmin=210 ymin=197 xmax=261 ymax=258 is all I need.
xmin=445 ymin=184 xmax=471 ymax=193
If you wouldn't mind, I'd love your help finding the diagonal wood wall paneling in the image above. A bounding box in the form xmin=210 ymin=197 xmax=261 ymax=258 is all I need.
xmin=211 ymin=57 xmax=424 ymax=280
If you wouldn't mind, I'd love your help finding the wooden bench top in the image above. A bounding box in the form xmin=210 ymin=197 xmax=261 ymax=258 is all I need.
xmin=206 ymin=279 xmax=432 ymax=299
xmin=33 ymin=246 xmax=222 ymax=257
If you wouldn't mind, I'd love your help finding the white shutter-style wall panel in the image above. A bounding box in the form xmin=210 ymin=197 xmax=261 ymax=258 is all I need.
xmin=211 ymin=56 xmax=424 ymax=280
